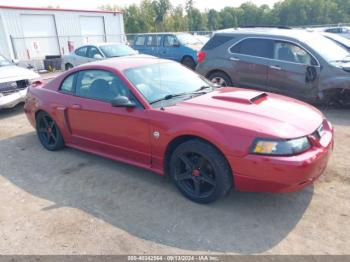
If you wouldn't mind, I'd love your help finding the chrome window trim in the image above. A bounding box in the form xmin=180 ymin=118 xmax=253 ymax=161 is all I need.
xmin=227 ymin=36 xmax=321 ymax=67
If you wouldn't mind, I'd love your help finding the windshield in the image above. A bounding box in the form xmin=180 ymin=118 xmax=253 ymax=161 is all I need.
xmin=0 ymin=55 xmax=12 ymax=66
xmin=324 ymin=33 xmax=350 ymax=48
xmin=177 ymin=33 xmax=201 ymax=45
xmin=307 ymin=35 xmax=350 ymax=62
xmin=100 ymin=44 xmax=138 ymax=58
xmin=124 ymin=62 xmax=213 ymax=105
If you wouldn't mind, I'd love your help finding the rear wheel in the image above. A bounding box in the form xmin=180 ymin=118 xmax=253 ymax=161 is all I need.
xmin=36 ymin=112 xmax=65 ymax=151
xmin=65 ymin=63 xmax=73 ymax=70
xmin=208 ymin=71 xmax=232 ymax=87
xmin=181 ymin=56 xmax=196 ymax=70
xmin=169 ymin=139 xmax=232 ymax=204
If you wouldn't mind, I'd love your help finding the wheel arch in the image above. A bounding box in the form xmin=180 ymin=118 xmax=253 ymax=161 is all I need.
xmin=181 ymin=55 xmax=195 ymax=62
xmin=206 ymin=69 xmax=232 ymax=80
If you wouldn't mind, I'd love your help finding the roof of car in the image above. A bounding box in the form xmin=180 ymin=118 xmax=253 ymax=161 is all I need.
xmin=214 ymin=28 xmax=323 ymax=41
xmin=135 ymin=32 xmax=190 ymax=36
xmin=76 ymin=55 xmax=171 ymax=71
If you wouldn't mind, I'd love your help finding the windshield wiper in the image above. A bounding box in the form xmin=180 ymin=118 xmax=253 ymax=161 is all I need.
xmin=149 ymin=86 xmax=214 ymax=105
xmin=150 ymin=92 xmax=192 ymax=105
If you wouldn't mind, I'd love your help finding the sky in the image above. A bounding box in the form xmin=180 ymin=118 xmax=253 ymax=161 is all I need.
xmin=0 ymin=0 xmax=281 ymax=11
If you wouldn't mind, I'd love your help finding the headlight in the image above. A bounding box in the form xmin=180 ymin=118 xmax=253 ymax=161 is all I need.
xmin=251 ymin=137 xmax=311 ymax=156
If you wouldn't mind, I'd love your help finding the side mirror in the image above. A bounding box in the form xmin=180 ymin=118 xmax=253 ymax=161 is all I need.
xmin=173 ymin=42 xmax=180 ymax=47
xmin=12 ymin=59 xmax=19 ymax=65
xmin=93 ymin=54 xmax=103 ymax=60
xmin=111 ymin=96 xmax=136 ymax=108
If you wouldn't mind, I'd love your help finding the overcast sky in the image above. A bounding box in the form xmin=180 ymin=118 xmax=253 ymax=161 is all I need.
xmin=0 ymin=0 xmax=281 ymax=11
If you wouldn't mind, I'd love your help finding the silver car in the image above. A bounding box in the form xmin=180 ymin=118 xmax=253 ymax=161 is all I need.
xmin=0 ymin=54 xmax=40 ymax=109
xmin=62 ymin=43 xmax=138 ymax=70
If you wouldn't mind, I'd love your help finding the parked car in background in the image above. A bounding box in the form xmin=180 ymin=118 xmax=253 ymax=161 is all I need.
xmin=0 ymin=54 xmax=40 ymax=109
xmin=196 ymin=28 xmax=350 ymax=105
xmin=320 ymin=32 xmax=350 ymax=52
xmin=323 ymin=26 xmax=350 ymax=39
xmin=24 ymin=56 xmax=333 ymax=203
xmin=131 ymin=32 xmax=203 ymax=69
xmin=62 ymin=43 xmax=138 ymax=70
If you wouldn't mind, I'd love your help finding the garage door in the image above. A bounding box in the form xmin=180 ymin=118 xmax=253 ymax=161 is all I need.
xmin=80 ymin=16 xmax=105 ymax=44
xmin=21 ymin=14 xmax=60 ymax=58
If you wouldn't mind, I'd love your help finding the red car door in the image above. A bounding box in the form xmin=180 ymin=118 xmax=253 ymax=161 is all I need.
xmin=66 ymin=69 xmax=151 ymax=167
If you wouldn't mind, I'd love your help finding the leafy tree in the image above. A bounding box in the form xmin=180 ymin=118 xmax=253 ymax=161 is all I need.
xmin=99 ymin=0 xmax=350 ymax=33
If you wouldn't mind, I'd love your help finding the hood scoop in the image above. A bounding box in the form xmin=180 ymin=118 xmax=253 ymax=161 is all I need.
xmin=212 ymin=90 xmax=268 ymax=104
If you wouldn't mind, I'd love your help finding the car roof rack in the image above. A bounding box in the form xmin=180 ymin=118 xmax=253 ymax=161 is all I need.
xmin=239 ymin=25 xmax=292 ymax=29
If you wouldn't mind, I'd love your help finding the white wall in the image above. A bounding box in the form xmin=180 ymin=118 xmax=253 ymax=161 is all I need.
xmin=0 ymin=8 xmax=124 ymax=61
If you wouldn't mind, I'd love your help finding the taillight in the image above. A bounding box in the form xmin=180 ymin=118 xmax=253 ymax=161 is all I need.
xmin=197 ymin=51 xmax=206 ymax=64
xmin=31 ymin=80 xmax=43 ymax=88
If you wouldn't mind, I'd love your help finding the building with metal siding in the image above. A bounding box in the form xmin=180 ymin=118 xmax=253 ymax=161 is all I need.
xmin=0 ymin=5 xmax=124 ymax=67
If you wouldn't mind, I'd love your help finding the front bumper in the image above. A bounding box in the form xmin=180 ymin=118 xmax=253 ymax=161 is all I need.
xmin=0 ymin=88 xmax=27 ymax=109
xmin=228 ymin=122 xmax=334 ymax=193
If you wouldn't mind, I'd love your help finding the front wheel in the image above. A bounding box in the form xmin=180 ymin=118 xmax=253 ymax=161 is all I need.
xmin=169 ymin=139 xmax=233 ymax=204
xmin=65 ymin=63 xmax=73 ymax=71
xmin=36 ymin=112 xmax=65 ymax=151
xmin=181 ymin=56 xmax=196 ymax=70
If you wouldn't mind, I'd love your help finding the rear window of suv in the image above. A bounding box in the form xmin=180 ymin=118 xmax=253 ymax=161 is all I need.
xmin=202 ymin=35 xmax=232 ymax=51
xmin=230 ymin=38 xmax=273 ymax=59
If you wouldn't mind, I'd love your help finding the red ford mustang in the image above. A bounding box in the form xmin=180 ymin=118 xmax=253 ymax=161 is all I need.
xmin=24 ymin=56 xmax=333 ymax=203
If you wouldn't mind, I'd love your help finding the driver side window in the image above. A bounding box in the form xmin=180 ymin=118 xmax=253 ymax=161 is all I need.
xmin=75 ymin=70 xmax=135 ymax=103
xmin=274 ymin=41 xmax=314 ymax=65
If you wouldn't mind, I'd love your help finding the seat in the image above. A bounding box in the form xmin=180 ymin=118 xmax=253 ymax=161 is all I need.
xmin=278 ymin=47 xmax=296 ymax=63
xmin=89 ymin=79 xmax=113 ymax=101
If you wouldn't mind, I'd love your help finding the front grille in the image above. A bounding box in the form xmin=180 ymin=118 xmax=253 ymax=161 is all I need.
xmin=0 ymin=79 xmax=29 ymax=96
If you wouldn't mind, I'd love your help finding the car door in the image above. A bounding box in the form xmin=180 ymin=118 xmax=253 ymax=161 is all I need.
xmin=160 ymin=34 xmax=182 ymax=61
xmin=267 ymin=40 xmax=320 ymax=98
xmin=66 ymin=69 xmax=151 ymax=166
xmin=228 ymin=38 xmax=273 ymax=90
xmin=73 ymin=46 xmax=90 ymax=66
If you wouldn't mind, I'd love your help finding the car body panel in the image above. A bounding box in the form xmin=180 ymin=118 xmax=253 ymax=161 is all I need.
xmin=24 ymin=57 xmax=333 ymax=193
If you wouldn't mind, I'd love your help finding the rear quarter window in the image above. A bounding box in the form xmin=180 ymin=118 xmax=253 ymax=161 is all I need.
xmin=60 ymin=73 xmax=76 ymax=93
xmin=202 ymin=35 xmax=233 ymax=51
xmin=230 ymin=38 xmax=274 ymax=59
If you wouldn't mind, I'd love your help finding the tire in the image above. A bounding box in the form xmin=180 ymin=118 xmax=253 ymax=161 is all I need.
xmin=65 ymin=63 xmax=73 ymax=71
xmin=181 ymin=56 xmax=196 ymax=70
xmin=169 ymin=139 xmax=233 ymax=204
xmin=36 ymin=111 xmax=65 ymax=151
xmin=208 ymin=71 xmax=232 ymax=87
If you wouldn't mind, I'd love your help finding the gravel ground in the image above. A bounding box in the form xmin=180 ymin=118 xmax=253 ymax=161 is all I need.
xmin=0 ymin=104 xmax=349 ymax=255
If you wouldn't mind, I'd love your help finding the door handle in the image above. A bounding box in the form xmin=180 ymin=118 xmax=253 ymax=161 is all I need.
xmin=229 ymin=57 xmax=240 ymax=61
xmin=71 ymin=104 xmax=81 ymax=109
xmin=270 ymin=65 xmax=282 ymax=70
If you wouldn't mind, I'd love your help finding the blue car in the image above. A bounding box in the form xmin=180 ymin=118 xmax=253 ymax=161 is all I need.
xmin=131 ymin=33 xmax=204 ymax=69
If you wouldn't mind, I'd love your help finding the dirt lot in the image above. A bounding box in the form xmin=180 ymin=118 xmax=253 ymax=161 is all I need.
xmin=0 ymin=104 xmax=349 ymax=255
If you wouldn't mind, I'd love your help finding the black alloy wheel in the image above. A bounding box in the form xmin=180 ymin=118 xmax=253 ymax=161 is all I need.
xmin=170 ymin=139 xmax=232 ymax=203
xmin=36 ymin=112 xmax=65 ymax=151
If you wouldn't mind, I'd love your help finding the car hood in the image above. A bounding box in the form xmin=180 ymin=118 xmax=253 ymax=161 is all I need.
xmin=183 ymin=43 xmax=203 ymax=51
xmin=0 ymin=65 xmax=40 ymax=83
xmin=168 ymin=87 xmax=323 ymax=139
